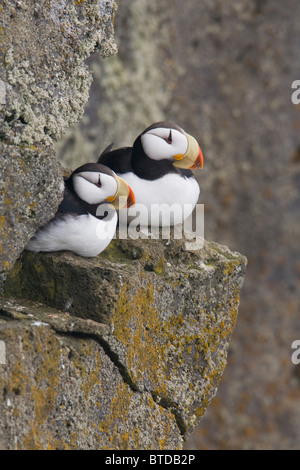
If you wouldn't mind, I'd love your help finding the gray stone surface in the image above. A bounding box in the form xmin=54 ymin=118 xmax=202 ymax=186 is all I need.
xmin=1 ymin=235 xmax=247 ymax=449
xmin=0 ymin=300 xmax=182 ymax=450
xmin=0 ymin=0 xmax=117 ymax=271
xmin=0 ymin=143 xmax=63 ymax=271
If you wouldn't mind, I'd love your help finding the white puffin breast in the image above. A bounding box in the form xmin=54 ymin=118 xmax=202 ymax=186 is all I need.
xmin=117 ymin=172 xmax=200 ymax=227
xmin=26 ymin=211 xmax=118 ymax=257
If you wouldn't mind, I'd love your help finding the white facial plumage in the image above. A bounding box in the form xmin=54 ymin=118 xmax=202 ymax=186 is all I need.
xmin=72 ymin=171 xmax=118 ymax=205
xmin=140 ymin=127 xmax=188 ymax=161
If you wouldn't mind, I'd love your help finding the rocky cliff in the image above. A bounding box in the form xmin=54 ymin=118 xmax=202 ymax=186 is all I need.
xmin=0 ymin=0 xmax=247 ymax=450
xmin=0 ymin=0 xmax=116 ymax=271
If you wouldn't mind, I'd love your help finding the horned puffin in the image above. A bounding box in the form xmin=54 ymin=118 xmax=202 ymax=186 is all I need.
xmin=98 ymin=121 xmax=203 ymax=227
xmin=26 ymin=163 xmax=135 ymax=257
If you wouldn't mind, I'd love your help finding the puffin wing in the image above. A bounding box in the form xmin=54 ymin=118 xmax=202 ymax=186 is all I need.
xmin=56 ymin=182 xmax=90 ymax=217
xmin=56 ymin=180 xmax=99 ymax=219
xmin=98 ymin=143 xmax=114 ymax=159
xmin=98 ymin=146 xmax=133 ymax=175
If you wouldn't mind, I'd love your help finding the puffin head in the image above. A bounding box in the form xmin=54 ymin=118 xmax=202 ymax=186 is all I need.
xmin=71 ymin=163 xmax=135 ymax=208
xmin=138 ymin=121 xmax=203 ymax=170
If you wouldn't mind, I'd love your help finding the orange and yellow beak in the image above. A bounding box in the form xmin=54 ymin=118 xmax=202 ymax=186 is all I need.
xmin=125 ymin=185 xmax=135 ymax=208
xmin=173 ymin=133 xmax=204 ymax=170
xmin=107 ymin=175 xmax=135 ymax=209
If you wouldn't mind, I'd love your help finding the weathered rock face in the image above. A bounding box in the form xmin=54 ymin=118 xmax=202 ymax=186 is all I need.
xmin=1 ymin=235 xmax=247 ymax=449
xmin=0 ymin=143 xmax=63 ymax=272
xmin=0 ymin=301 xmax=182 ymax=450
xmin=0 ymin=0 xmax=117 ymax=271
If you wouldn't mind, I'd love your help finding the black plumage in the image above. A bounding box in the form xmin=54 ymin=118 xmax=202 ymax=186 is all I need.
xmin=98 ymin=140 xmax=193 ymax=181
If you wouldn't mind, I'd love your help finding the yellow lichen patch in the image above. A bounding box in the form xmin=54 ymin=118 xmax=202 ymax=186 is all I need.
xmin=77 ymin=343 xmax=102 ymax=400
xmin=21 ymin=329 xmax=61 ymax=450
xmin=4 ymin=197 xmax=12 ymax=207
xmin=6 ymin=260 xmax=22 ymax=279
xmin=8 ymin=359 xmax=28 ymax=397
xmin=154 ymin=255 xmax=166 ymax=274
xmin=97 ymin=381 xmax=180 ymax=450
xmin=2 ymin=260 xmax=11 ymax=269
xmin=33 ymin=261 xmax=45 ymax=274
xmin=188 ymin=289 xmax=241 ymax=420
xmin=98 ymin=381 xmax=133 ymax=450
xmin=112 ymin=271 xmax=239 ymax=419
xmin=146 ymin=394 xmax=181 ymax=450
xmin=222 ymin=259 xmax=240 ymax=278
xmin=110 ymin=268 xmax=240 ymax=434
xmin=111 ymin=280 xmax=169 ymax=396
xmin=47 ymin=278 xmax=56 ymax=300
xmin=32 ymin=261 xmax=56 ymax=300
xmin=0 ymin=215 xmax=5 ymax=231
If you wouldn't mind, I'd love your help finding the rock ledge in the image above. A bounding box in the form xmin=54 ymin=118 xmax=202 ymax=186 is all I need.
xmin=0 ymin=235 xmax=247 ymax=449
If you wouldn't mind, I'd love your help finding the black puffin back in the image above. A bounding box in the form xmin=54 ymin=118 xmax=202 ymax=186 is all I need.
xmin=98 ymin=147 xmax=133 ymax=175
xmin=56 ymin=178 xmax=84 ymax=215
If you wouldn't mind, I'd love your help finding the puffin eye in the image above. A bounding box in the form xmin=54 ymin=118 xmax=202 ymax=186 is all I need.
xmin=166 ymin=130 xmax=172 ymax=144
xmin=96 ymin=175 xmax=102 ymax=187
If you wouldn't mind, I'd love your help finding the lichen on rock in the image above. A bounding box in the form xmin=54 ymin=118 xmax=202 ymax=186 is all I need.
xmin=0 ymin=0 xmax=117 ymax=146
xmin=0 ymin=303 xmax=182 ymax=450
xmin=2 ymin=234 xmax=247 ymax=446
xmin=0 ymin=0 xmax=117 ymax=272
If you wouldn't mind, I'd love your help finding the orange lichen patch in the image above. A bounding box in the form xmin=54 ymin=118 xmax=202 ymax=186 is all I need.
xmin=96 ymin=381 xmax=180 ymax=450
xmin=76 ymin=342 xmax=102 ymax=400
xmin=109 ymin=261 xmax=242 ymax=433
xmin=111 ymin=280 xmax=169 ymax=396
xmin=98 ymin=381 xmax=133 ymax=450
xmin=16 ymin=329 xmax=62 ymax=450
